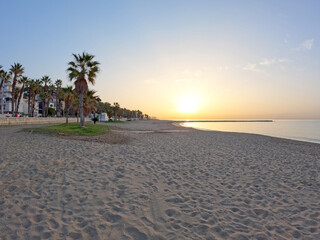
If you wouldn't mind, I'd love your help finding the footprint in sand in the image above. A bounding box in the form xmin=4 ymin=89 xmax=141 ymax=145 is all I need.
xmin=165 ymin=209 xmax=180 ymax=217
xmin=69 ymin=232 xmax=83 ymax=240
xmin=49 ymin=218 xmax=59 ymax=229
xmin=21 ymin=216 xmax=32 ymax=228
xmin=33 ymin=214 xmax=44 ymax=223
xmin=126 ymin=226 xmax=147 ymax=240
xmin=253 ymin=208 xmax=269 ymax=218
xmin=102 ymin=212 xmax=122 ymax=223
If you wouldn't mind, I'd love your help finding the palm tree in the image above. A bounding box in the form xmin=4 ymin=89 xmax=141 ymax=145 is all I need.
xmin=31 ymin=79 xmax=42 ymax=117
xmin=9 ymin=63 xmax=24 ymax=116
xmin=13 ymin=87 xmax=21 ymax=115
xmin=25 ymin=79 xmax=34 ymax=116
xmin=15 ymin=76 xmax=28 ymax=114
xmin=39 ymin=76 xmax=52 ymax=117
xmin=113 ymin=102 xmax=120 ymax=121
xmin=106 ymin=106 xmax=113 ymax=121
xmin=67 ymin=52 xmax=100 ymax=127
xmin=62 ymin=86 xmax=75 ymax=124
xmin=83 ymin=90 xmax=99 ymax=116
xmin=55 ymin=79 xmax=62 ymax=117
xmin=0 ymin=70 xmax=11 ymax=114
xmin=0 ymin=70 xmax=11 ymax=94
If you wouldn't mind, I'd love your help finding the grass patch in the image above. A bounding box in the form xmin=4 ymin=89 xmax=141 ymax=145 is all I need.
xmin=28 ymin=123 xmax=110 ymax=136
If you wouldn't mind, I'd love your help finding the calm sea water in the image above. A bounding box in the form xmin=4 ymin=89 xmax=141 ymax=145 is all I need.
xmin=180 ymin=120 xmax=320 ymax=144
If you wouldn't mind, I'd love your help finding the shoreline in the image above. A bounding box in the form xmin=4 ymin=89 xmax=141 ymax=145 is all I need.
xmin=1 ymin=120 xmax=320 ymax=239
xmin=173 ymin=119 xmax=273 ymax=122
xmin=175 ymin=120 xmax=320 ymax=145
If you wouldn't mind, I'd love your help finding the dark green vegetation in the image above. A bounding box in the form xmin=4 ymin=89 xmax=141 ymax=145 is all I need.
xmin=27 ymin=123 xmax=110 ymax=136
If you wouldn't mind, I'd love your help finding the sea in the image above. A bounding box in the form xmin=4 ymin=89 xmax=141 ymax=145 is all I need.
xmin=179 ymin=119 xmax=320 ymax=144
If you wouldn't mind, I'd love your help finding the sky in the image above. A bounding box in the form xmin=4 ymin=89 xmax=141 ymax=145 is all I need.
xmin=1 ymin=0 xmax=319 ymax=119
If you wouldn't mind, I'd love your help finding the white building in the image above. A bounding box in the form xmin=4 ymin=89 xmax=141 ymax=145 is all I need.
xmin=0 ymin=81 xmax=39 ymax=116
xmin=0 ymin=81 xmax=13 ymax=114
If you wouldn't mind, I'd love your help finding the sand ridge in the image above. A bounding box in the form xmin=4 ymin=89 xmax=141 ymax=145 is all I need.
xmin=1 ymin=120 xmax=320 ymax=239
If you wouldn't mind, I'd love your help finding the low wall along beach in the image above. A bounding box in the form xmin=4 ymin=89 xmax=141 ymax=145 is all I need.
xmin=0 ymin=117 xmax=79 ymax=125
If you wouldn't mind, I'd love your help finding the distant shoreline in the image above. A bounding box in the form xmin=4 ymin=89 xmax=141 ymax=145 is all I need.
xmin=173 ymin=120 xmax=273 ymax=123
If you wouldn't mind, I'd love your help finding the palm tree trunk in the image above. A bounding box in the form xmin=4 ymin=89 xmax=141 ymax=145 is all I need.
xmin=79 ymin=93 xmax=84 ymax=127
xmin=27 ymin=92 xmax=31 ymax=116
xmin=0 ymin=80 xmax=4 ymax=94
xmin=46 ymin=98 xmax=49 ymax=117
xmin=66 ymin=108 xmax=69 ymax=124
xmin=11 ymin=77 xmax=17 ymax=116
xmin=42 ymin=100 xmax=46 ymax=117
xmin=15 ymin=85 xmax=24 ymax=114
xmin=56 ymin=95 xmax=60 ymax=117
xmin=31 ymin=96 xmax=35 ymax=117
xmin=0 ymin=80 xmax=4 ymax=114
xmin=11 ymin=98 xmax=15 ymax=116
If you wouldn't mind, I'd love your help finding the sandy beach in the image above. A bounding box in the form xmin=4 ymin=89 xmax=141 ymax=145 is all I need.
xmin=1 ymin=120 xmax=320 ymax=240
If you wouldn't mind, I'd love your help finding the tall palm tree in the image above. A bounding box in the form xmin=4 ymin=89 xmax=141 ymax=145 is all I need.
xmin=113 ymin=102 xmax=120 ymax=121
xmin=62 ymin=86 xmax=75 ymax=124
xmin=55 ymin=79 xmax=62 ymax=117
xmin=9 ymin=63 xmax=24 ymax=116
xmin=67 ymin=52 xmax=100 ymax=127
xmin=0 ymin=70 xmax=11 ymax=94
xmin=15 ymin=76 xmax=28 ymax=114
xmin=26 ymin=79 xmax=34 ymax=116
xmin=13 ymin=87 xmax=21 ymax=115
xmin=0 ymin=70 xmax=11 ymax=114
xmin=39 ymin=76 xmax=52 ymax=117
xmin=31 ymin=79 xmax=42 ymax=117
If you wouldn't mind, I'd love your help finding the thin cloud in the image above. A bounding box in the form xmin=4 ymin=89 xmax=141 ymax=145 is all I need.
xmin=243 ymin=63 xmax=260 ymax=72
xmin=259 ymin=58 xmax=277 ymax=66
xmin=244 ymin=58 xmax=289 ymax=72
xmin=259 ymin=58 xmax=289 ymax=66
xmin=297 ymin=39 xmax=314 ymax=50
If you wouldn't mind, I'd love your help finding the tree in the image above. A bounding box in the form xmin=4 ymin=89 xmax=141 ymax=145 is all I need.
xmin=0 ymin=70 xmax=11 ymax=96
xmin=25 ymin=79 xmax=33 ymax=116
xmin=112 ymin=102 xmax=120 ymax=121
xmin=31 ymin=79 xmax=42 ymax=117
xmin=9 ymin=63 xmax=24 ymax=116
xmin=55 ymin=79 xmax=63 ymax=117
xmin=48 ymin=107 xmax=56 ymax=116
xmin=0 ymin=70 xmax=11 ymax=114
xmin=83 ymin=90 xmax=98 ymax=116
xmin=13 ymin=87 xmax=21 ymax=115
xmin=15 ymin=76 xmax=28 ymax=114
xmin=39 ymin=76 xmax=52 ymax=117
xmin=62 ymin=86 xmax=75 ymax=124
xmin=106 ymin=107 xmax=113 ymax=120
xmin=67 ymin=52 xmax=100 ymax=127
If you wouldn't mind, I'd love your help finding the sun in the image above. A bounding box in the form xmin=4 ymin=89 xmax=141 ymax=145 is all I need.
xmin=177 ymin=94 xmax=201 ymax=114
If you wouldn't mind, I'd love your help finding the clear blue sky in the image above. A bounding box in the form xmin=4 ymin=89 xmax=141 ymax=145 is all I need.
xmin=1 ymin=0 xmax=319 ymax=119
